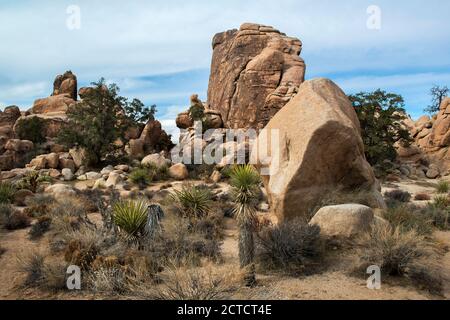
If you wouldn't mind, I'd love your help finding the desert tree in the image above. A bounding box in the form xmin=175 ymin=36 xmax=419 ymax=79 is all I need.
xmin=349 ymin=89 xmax=413 ymax=167
xmin=424 ymin=85 xmax=449 ymax=114
xmin=229 ymin=164 xmax=261 ymax=287
xmin=57 ymin=78 xmax=156 ymax=165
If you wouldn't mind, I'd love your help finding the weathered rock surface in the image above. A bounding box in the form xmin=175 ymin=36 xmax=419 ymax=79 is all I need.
xmin=52 ymin=70 xmax=78 ymax=100
xmin=141 ymin=153 xmax=171 ymax=168
xmin=309 ymin=204 xmax=374 ymax=238
xmin=252 ymin=78 xmax=381 ymax=221
xmin=168 ymin=163 xmax=189 ymax=180
xmin=32 ymin=94 xmax=75 ymax=114
xmin=207 ymin=23 xmax=306 ymax=129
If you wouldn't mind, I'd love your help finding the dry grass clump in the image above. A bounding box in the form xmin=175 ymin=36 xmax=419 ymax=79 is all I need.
xmin=0 ymin=204 xmax=31 ymax=230
xmin=0 ymin=181 xmax=16 ymax=204
xmin=357 ymin=224 xmax=446 ymax=294
xmin=29 ymin=215 xmax=52 ymax=240
xmin=152 ymin=267 xmax=235 ymax=300
xmin=384 ymin=189 xmax=411 ymax=203
xmin=255 ymin=218 xmax=324 ymax=275
xmin=432 ymin=194 xmax=450 ymax=209
xmin=382 ymin=204 xmax=433 ymax=235
xmin=17 ymin=250 xmax=67 ymax=291
xmin=24 ymin=194 xmax=55 ymax=217
xmin=418 ymin=205 xmax=450 ymax=231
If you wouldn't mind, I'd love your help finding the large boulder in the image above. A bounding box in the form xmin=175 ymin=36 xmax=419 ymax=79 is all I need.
xmin=52 ymin=70 xmax=77 ymax=100
xmin=141 ymin=153 xmax=171 ymax=169
xmin=32 ymin=94 xmax=75 ymax=114
xmin=13 ymin=114 xmax=68 ymax=138
xmin=0 ymin=106 xmax=21 ymax=141
xmin=207 ymin=23 xmax=306 ymax=129
xmin=45 ymin=184 xmax=76 ymax=201
xmin=309 ymin=204 xmax=374 ymax=238
xmin=168 ymin=163 xmax=189 ymax=180
xmin=252 ymin=78 xmax=381 ymax=221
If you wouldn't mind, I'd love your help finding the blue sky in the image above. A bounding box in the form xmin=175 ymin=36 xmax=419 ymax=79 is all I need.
xmin=1 ymin=0 xmax=450 ymax=139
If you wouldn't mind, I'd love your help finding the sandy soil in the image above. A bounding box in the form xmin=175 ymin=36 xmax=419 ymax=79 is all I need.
xmin=0 ymin=179 xmax=449 ymax=300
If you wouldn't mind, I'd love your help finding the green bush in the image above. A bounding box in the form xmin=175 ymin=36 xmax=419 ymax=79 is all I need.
xmin=432 ymin=195 xmax=449 ymax=210
xmin=436 ymin=180 xmax=450 ymax=194
xmin=129 ymin=168 xmax=153 ymax=187
xmin=15 ymin=116 xmax=47 ymax=144
xmin=170 ymin=185 xmax=212 ymax=219
xmin=419 ymin=205 xmax=449 ymax=230
xmin=384 ymin=189 xmax=411 ymax=203
xmin=0 ymin=182 xmax=16 ymax=204
xmin=113 ymin=200 xmax=149 ymax=243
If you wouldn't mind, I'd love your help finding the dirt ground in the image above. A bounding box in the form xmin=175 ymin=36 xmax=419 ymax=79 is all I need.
xmin=0 ymin=178 xmax=449 ymax=300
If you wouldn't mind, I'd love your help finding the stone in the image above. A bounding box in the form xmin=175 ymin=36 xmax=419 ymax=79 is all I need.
xmin=210 ymin=170 xmax=222 ymax=183
xmin=426 ymin=167 xmax=440 ymax=179
xmin=204 ymin=111 xmax=224 ymax=129
xmin=168 ymin=163 xmax=189 ymax=180
xmin=52 ymin=70 xmax=77 ymax=100
xmin=114 ymin=164 xmax=129 ymax=172
xmin=207 ymin=23 xmax=305 ymax=129
xmin=86 ymin=171 xmax=101 ymax=180
xmin=309 ymin=204 xmax=374 ymax=238
xmin=61 ymin=168 xmax=74 ymax=181
xmin=105 ymin=172 xmax=122 ymax=188
xmin=100 ymin=165 xmax=114 ymax=176
xmin=14 ymin=189 xmax=34 ymax=206
xmin=48 ymin=168 xmax=61 ymax=178
xmin=32 ymin=94 xmax=75 ymax=114
xmin=5 ymin=139 xmax=34 ymax=153
xmin=45 ymin=184 xmax=76 ymax=200
xmin=176 ymin=111 xmax=194 ymax=129
xmin=93 ymin=178 xmax=106 ymax=189
xmin=69 ymin=147 xmax=89 ymax=168
xmin=45 ymin=153 xmax=59 ymax=169
xmin=13 ymin=114 xmax=67 ymax=138
xmin=59 ymin=158 xmax=76 ymax=172
xmin=142 ymin=153 xmax=171 ymax=168
xmin=252 ymin=78 xmax=381 ymax=221
xmin=28 ymin=156 xmax=47 ymax=170
xmin=126 ymin=139 xmax=145 ymax=159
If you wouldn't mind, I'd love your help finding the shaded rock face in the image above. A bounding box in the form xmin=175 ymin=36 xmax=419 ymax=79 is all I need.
xmin=0 ymin=106 xmax=22 ymax=150
xmin=207 ymin=23 xmax=306 ymax=129
xmin=252 ymin=78 xmax=380 ymax=221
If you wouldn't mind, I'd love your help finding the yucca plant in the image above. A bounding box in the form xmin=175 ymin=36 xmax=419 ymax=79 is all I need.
xmin=0 ymin=182 xmax=16 ymax=204
xmin=436 ymin=180 xmax=450 ymax=194
xmin=432 ymin=194 xmax=449 ymax=210
xmin=229 ymin=164 xmax=261 ymax=287
xmin=170 ymin=185 xmax=212 ymax=219
xmin=113 ymin=200 xmax=149 ymax=243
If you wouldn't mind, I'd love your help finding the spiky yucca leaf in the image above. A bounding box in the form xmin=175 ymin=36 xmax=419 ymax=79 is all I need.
xmin=170 ymin=185 xmax=212 ymax=218
xmin=113 ymin=200 xmax=149 ymax=242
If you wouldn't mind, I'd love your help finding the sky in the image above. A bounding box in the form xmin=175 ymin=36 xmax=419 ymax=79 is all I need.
xmin=1 ymin=0 xmax=450 ymax=140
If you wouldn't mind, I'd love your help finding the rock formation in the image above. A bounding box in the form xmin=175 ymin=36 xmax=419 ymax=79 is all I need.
xmin=251 ymin=78 xmax=382 ymax=221
xmin=398 ymin=97 xmax=450 ymax=177
xmin=207 ymin=23 xmax=306 ymax=129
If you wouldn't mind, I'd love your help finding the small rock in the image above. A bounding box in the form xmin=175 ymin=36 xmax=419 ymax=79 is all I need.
xmin=105 ymin=172 xmax=122 ymax=188
xmin=62 ymin=168 xmax=74 ymax=181
xmin=210 ymin=170 xmax=222 ymax=183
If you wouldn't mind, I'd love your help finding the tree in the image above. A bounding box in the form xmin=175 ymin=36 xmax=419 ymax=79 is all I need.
xmin=229 ymin=165 xmax=261 ymax=287
xmin=349 ymin=90 xmax=412 ymax=167
xmin=57 ymin=78 xmax=155 ymax=165
xmin=424 ymin=85 xmax=449 ymax=114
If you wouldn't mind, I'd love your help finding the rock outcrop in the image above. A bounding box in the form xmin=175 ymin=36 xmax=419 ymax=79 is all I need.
xmin=251 ymin=78 xmax=382 ymax=221
xmin=207 ymin=23 xmax=306 ymax=129
xmin=52 ymin=70 xmax=78 ymax=100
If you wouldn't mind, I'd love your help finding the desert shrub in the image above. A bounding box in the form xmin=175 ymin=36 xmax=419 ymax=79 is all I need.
xmin=0 ymin=203 xmax=12 ymax=225
xmin=170 ymin=185 xmax=212 ymax=219
xmin=18 ymin=251 xmax=67 ymax=291
xmin=4 ymin=211 xmax=31 ymax=230
xmin=50 ymin=196 xmax=94 ymax=230
xmin=113 ymin=200 xmax=149 ymax=243
xmin=436 ymin=180 xmax=450 ymax=194
xmin=87 ymin=267 xmax=128 ymax=294
xmin=0 ymin=182 xmax=16 ymax=204
xmin=145 ymin=163 xmax=169 ymax=181
xmin=24 ymin=194 xmax=54 ymax=217
xmin=384 ymin=189 xmax=411 ymax=203
xmin=15 ymin=116 xmax=47 ymax=144
xmin=191 ymin=212 xmax=224 ymax=240
xmin=418 ymin=205 xmax=449 ymax=230
xmin=154 ymin=268 xmax=233 ymax=300
xmin=187 ymin=164 xmax=215 ymax=180
xmin=256 ymin=219 xmax=323 ymax=275
xmin=129 ymin=168 xmax=153 ymax=188
xmin=16 ymin=171 xmax=49 ymax=193
xmin=29 ymin=216 xmax=52 ymax=240
xmin=63 ymin=230 xmax=101 ymax=270
xmin=432 ymin=195 xmax=450 ymax=210
xmin=414 ymin=193 xmax=431 ymax=201
xmin=357 ymin=224 xmax=445 ymax=294
xmin=220 ymin=165 xmax=233 ymax=179
xmin=382 ymin=204 xmax=433 ymax=235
